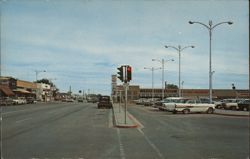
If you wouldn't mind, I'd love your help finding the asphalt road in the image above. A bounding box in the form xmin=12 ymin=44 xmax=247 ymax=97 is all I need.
xmin=1 ymin=102 xmax=249 ymax=159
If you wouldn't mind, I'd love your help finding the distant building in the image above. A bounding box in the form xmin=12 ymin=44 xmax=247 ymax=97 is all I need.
xmin=36 ymin=83 xmax=52 ymax=102
xmin=114 ymin=84 xmax=249 ymax=102
xmin=0 ymin=76 xmax=36 ymax=98
xmin=0 ymin=76 xmax=56 ymax=101
xmin=0 ymin=85 xmax=15 ymax=97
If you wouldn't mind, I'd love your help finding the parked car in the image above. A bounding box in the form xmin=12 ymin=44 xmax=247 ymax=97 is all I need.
xmin=159 ymin=97 xmax=190 ymax=111
xmin=162 ymin=97 xmax=190 ymax=111
xmin=134 ymin=98 xmax=147 ymax=105
xmin=13 ymin=97 xmax=27 ymax=105
xmin=214 ymin=100 xmax=224 ymax=109
xmin=67 ymin=98 xmax=74 ymax=102
xmin=143 ymin=98 xmax=160 ymax=106
xmin=0 ymin=97 xmax=14 ymax=106
xmin=87 ymin=97 xmax=99 ymax=103
xmin=154 ymin=98 xmax=170 ymax=108
xmin=167 ymin=99 xmax=215 ymax=114
xmin=221 ymin=99 xmax=244 ymax=110
xmin=78 ymin=98 xmax=84 ymax=102
xmin=238 ymin=99 xmax=250 ymax=111
xmin=26 ymin=97 xmax=37 ymax=104
xmin=97 ymin=96 xmax=112 ymax=109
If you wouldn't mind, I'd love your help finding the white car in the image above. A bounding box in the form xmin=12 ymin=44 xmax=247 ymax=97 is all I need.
xmin=13 ymin=97 xmax=27 ymax=105
xmin=221 ymin=99 xmax=244 ymax=110
xmin=160 ymin=97 xmax=190 ymax=111
xmin=167 ymin=99 xmax=215 ymax=114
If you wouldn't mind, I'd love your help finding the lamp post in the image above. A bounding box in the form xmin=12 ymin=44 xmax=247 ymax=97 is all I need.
xmin=34 ymin=70 xmax=46 ymax=100
xmin=189 ymin=20 xmax=233 ymax=103
xmin=144 ymin=67 xmax=161 ymax=101
xmin=181 ymin=81 xmax=184 ymax=97
xmin=165 ymin=45 xmax=194 ymax=97
xmin=35 ymin=70 xmax=46 ymax=81
xmin=152 ymin=58 xmax=174 ymax=100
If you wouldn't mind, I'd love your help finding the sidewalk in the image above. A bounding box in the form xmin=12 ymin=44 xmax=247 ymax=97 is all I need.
xmin=112 ymin=103 xmax=138 ymax=128
xmin=214 ymin=109 xmax=250 ymax=117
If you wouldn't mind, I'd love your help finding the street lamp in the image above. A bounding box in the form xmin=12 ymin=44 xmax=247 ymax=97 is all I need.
xmin=34 ymin=70 xmax=46 ymax=101
xmin=189 ymin=20 xmax=233 ymax=103
xmin=144 ymin=67 xmax=161 ymax=101
xmin=152 ymin=58 xmax=174 ymax=100
xmin=181 ymin=81 xmax=184 ymax=97
xmin=165 ymin=45 xmax=194 ymax=97
xmin=35 ymin=70 xmax=46 ymax=81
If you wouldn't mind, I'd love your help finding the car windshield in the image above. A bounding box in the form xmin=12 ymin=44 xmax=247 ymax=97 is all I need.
xmin=100 ymin=97 xmax=110 ymax=101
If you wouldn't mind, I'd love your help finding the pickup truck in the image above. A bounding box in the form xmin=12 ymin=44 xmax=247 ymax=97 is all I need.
xmin=165 ymin=99 xmax=215 ymax=114
xmin=221 ymin=99 xmax=244 ymax=110
xmin=97 ymin=96 xmax=112 ymax=109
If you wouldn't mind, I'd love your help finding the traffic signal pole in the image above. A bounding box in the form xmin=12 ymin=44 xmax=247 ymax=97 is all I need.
xmin=124 ymin=66 xmax=128 ymax=124
xmin=124 ymin=83 xmax=128 ymax=124
xmin=117 ymin=65 xmax=132 ymax=125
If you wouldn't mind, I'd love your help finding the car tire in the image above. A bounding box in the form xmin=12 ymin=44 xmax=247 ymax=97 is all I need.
xmin=173 ymin=110 xmax=177 ymax=114
xmin=182 ymin=109 xmax=189 ymax=114
xmin=207 ymin=107 xmax=214 ymax=114
xmin=243 ymin=107 xmax=248 ymax=111
xmin=231 ymin=106 xmax=237 ymax=110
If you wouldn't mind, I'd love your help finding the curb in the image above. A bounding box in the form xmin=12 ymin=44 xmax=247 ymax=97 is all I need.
xmin=214 ymin=112 xmax=250 ymax=117
xmin=214 ymin=109 xmax=250 ymax=117
xmin=112 ymin=107 xmax=138 ymax=128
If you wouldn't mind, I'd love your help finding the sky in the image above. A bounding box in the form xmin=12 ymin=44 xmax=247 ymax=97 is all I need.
xmin=0 ymin=0 xmax=249 ymax=95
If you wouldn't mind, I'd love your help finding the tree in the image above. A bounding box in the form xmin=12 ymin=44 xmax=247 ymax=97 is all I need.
xmin=36 ymin=78 xmax=54 ymax=87
xmin=166 ymin=84 xmax=178 ymax=89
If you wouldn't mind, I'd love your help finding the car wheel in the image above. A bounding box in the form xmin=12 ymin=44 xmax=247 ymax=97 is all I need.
xmin=217 ymin=105 xmax=222 ymax=109
xmin=243 ymin=107 xmax=248 ymax=111
xmin=173 ymin=110 xmax=177 ymax=114
xmin=231 ymin=106 xmax=237 ymax=110
xmin=207 ymin=107 xmax=214 ymax=114
xmin=182 ymin=109 xmax=189 ymax=114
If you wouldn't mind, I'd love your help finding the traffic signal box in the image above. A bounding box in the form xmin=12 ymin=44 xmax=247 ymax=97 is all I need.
xmin=117 ymin=66 xmax=124 ymax=82
xmin=117 ymin=65 xmax=132 ymax=83
xmin=127 ymin=66 xmax=132 ymax=82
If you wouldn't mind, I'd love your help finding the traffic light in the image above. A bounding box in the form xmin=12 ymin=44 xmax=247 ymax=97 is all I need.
xmin=117 ymin=66 xmax=124 ymax=82
xmin=127 ymin=66 xmax=132 ymax=82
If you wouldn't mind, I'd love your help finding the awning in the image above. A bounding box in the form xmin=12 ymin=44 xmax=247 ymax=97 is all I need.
xmin=13 ymin=88 xmax=31 ymax=94
xmin=0 ymin=85 xmax=15 ymax=96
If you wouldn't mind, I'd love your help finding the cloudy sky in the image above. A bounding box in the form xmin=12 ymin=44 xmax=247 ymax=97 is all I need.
xmin=0 ymin=0 xmax=249 ymax=95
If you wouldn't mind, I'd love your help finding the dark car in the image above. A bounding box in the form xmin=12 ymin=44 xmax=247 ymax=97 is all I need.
xmin=238 ymin=99 xmax=250 ymax=111
xmin=26 ymin=97 xmax=37 ymax=104
xmin=97 ymin=96 xmax=112 ymax=109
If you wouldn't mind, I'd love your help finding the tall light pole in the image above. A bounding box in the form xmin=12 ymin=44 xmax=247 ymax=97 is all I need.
xmin=165 ymin=45 xmax=194 ymax=97
xmin=35 ymin=70 xmax=46 ymax=81
xmin=189 ymin=20 xmax=233 ymax=103
xmin=152 ymin=58 xmax=174 ymax=100
xmin=144 ymin=67 xmax=161 ymax=101
xmin=34 ymin=70 xmax=46 ymax=101
xmin=181 ymin=81 xmax=184 ymax=97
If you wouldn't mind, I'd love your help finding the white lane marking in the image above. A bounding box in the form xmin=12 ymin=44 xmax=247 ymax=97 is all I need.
xmin=15 ymin=117 xmax=32 ymax=123
xmin=3 ymin=109 xmax=30 ymax=115
xmin=116 ymin=128 xmax=126 ymax=159
xmin=108 ymin=109 xmax=113 ymax=128
xmin=137 ymin=127 xmax=164 ymax=159
xmin=2 ymin=103 xmax=71 ymax=116
xmin=127 ymin=112 xmax=144 ymax=128
xmin=2 ymin=106 xmax=51 ymax=115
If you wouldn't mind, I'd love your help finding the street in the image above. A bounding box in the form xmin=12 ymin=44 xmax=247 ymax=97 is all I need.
xmin=1 ymin=102 xmax=249 ymax=159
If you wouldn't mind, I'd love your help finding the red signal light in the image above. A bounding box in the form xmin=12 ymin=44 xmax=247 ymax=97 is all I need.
xmin=127 ymin=66 xmax=132 ymax=82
